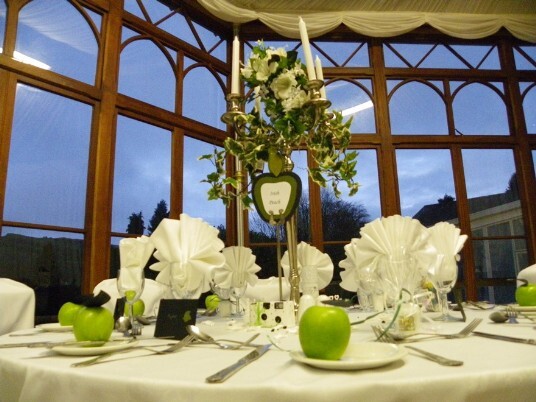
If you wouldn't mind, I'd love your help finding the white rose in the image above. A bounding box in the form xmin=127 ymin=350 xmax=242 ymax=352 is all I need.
xmin=282 ymin=89 xmax=309 ymax=111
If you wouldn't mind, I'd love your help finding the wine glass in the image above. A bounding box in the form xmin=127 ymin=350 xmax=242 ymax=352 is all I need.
xmin=117 ymin=268 xmax=145 ymax=336
xmin=231 ymin=284 xmax=247 ymax=316
xmin=356 ymin=266 xmax=380 ymax=312
xmin=428 ymin=254 xmax=459 ymax=321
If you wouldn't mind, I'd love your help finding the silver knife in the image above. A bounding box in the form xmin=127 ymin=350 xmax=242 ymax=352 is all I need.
xmin=206 ymin=344 xmax=271 ymax=383
xmin=473 ymin=331 xmax=536 ymax=345
xmin=0 ymin=339 xmax=121 ymax=349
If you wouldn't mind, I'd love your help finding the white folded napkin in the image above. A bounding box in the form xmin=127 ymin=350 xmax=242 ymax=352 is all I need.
xmin=149 ymin=215 xmax=225 ymax=299
xmin=426 ymin=222 xmax=468 ymax=282
xmin=212 ymin=246 xmax=261 ymax=289
xmin=339 ymin=238 xmax=365 ymax=292
xmin=118 ymin=235 xmax=154 ymax=289
xmin=426 ymin=221 xmax=467 ymax=259
xmin=280 ymin=241 xmax=333 ymax=290
xmin=244 ymin=277 xmax=290 ymax=301
xmin=340 ymin=215 xmax=437 ymax=295
xmin=119 ymin=235 xmax=154 ymax=268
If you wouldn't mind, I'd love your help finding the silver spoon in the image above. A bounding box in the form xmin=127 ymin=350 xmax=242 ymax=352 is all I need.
xmin=489 ymin=311 xmax=508 ymax=323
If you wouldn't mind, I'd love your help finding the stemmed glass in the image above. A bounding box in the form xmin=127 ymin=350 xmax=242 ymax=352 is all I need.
xmin=117 ymin=268 xmax=145 ymax=336
xmin=231 ymin=284 xmax=247 ymax=316
xmin=428 ymin=254 xmax=459 ymax=321
xmin=356 ymin=266 xmax=381 ymax=312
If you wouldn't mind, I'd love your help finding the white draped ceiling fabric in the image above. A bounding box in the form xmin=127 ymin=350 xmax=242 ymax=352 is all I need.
xmin=196 ymin=0 xmax=536 ymax=42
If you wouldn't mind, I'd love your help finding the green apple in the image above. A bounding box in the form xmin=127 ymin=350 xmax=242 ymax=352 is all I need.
xmin=299 ymin=305 xmax=351 ymax=360
xmin=58 ymin=302 xmax=83 ymax=326
xmin=73 ymin=306 xmax=114 ymax=342
xmin=124 ymin=299 xmax=145 ymax=317
xmin=205 ymin=294 xmax=220 ymax=310
xmin=515 ymin=279 xmax=536 ymax=306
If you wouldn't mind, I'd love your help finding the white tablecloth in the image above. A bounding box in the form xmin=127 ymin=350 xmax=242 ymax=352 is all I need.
xmin=0 ymin=308 xmax=534 ymax=402
xmin=0 ymin=278 xmax=35 ymax=335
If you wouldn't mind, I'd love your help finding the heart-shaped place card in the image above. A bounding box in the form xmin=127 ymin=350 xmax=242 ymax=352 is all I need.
xmin=252 ymin=172 xmax=301 ymax=224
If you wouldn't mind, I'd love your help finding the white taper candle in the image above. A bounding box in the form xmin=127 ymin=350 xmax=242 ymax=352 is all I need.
xmin=231 ymin=35 xmax=240 ymax=94
xmin=299 ymin=17 xmax=316 ymax=80
xmin=315 ymin=56 xmax=327 ymax=98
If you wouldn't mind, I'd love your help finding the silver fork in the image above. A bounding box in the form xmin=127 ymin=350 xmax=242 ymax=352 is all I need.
xmin=71 ymin=335 xmax=195 ymax=367
xmin=372 ymin=326 xmax=463 ymax=366
xmin=192 ymin=333 xmax=260 ymax=350
xmin=506 ymin=306 xmax=519 ymax=324
xmin=385 ymin=318 xmax=482 ymax=342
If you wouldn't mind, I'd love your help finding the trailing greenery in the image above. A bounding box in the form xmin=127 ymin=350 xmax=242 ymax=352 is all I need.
xmin=200 ymin=41 xmax=359 ymax=208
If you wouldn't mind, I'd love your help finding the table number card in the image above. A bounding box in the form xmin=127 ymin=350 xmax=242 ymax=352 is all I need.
xmin=252 ymin=172 xmax=301 ymax=223
xmin=154 ymin=299 xmax=198 ymax=340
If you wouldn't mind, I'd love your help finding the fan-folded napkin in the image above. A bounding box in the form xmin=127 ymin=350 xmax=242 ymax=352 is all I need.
xmin=212 ymin=246 xmax=261 ymax=289
xmin=281 ymin=241 xmax=333 ymax=290
xmin=149 ymin=215 xmax=225 ymax=299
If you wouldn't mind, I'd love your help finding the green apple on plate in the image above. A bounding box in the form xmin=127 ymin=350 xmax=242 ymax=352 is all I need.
xmin=58 ymin=302 xmax=83 ymax=326
xmin=515 ymin=279 xmax=536 ymax=306
xmin=73 ymin=306 xmax=115 ymax=342
xmin=299 ymin=305 xmax=351 ymax=360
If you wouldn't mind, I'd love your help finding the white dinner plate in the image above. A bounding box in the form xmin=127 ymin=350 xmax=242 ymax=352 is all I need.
xmin=52 ymin=340 xmax=138 ymax=356
xmin=510 ymin=305 xmax=536 ymax=312
xmin=37 ymin=323 xmax=73 ymax=332
xmin=289 ymin=342 xmax=407 ymax=370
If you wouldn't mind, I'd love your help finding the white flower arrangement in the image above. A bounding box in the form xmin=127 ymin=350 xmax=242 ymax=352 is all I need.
xmin=201 ymin=41 xmax=359 ymax=208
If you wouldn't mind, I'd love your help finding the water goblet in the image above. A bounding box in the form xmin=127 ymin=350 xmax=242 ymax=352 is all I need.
xmin=356 ymin=266 xmax=380 ymax=312
xmin=428 ymin=254 xmax=459 ymax=322
xmin=117 ymin=268 xmax=145 ymax=336
xmin=231 ymin=284 xmax=247 ymax=316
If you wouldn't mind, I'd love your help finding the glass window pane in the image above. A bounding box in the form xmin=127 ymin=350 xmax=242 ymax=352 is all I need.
xmin=463 ymin=149 xmax=526 ymax=296
xmin=384 ymin=43 xmax=499 ymax=70
xmin=5 ymin=84 xmax=91 ymax=228
xmin=449 ymin=45 xmax=499 ymax=70
xmin=112 ymin=116 xmax=171 ymax=234
xmin=521 ymin=83 xmax=536 ymax=134
xmin=322 ymin=149 xmax=380 ymax=240
xmin=119 ymin=39 xmax=175 ymax=110
xmin=329 ymin=80 xmax=375 ymax=133
xmin=389 ymin=81 xmax=447 ymax=135
xmin=315 ymin=42 xmax=369 ymax=67
xmin=514 ymin=45 xmax=536 ymax=70
xmin=16 ymin=1 xmax=98 ymax=83
xmin=183 ymin=136 xmax=226 ymax=229
xmin=324 ymin=244 xmax=348 ymax=286
xmin=453 ymin=82 xmax=509 ymax=135
xmin=397 ymin=149 xmax=457 ymax=225
xmin=0 ymin=1 xmax=5 ymax=48
xmin=462 ymin=149 xmax=520 ymax=218
xmin=183 ymin=67 xmax=226 ymax=129
xmin=0 ymin=227 xmax=83 ymax=316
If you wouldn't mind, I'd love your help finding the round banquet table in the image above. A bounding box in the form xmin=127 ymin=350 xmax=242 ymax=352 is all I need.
xmin=0 ymin=278 xmax=35 ymax=336
xmin=0 ymin=306 xmax=534 ymax=402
